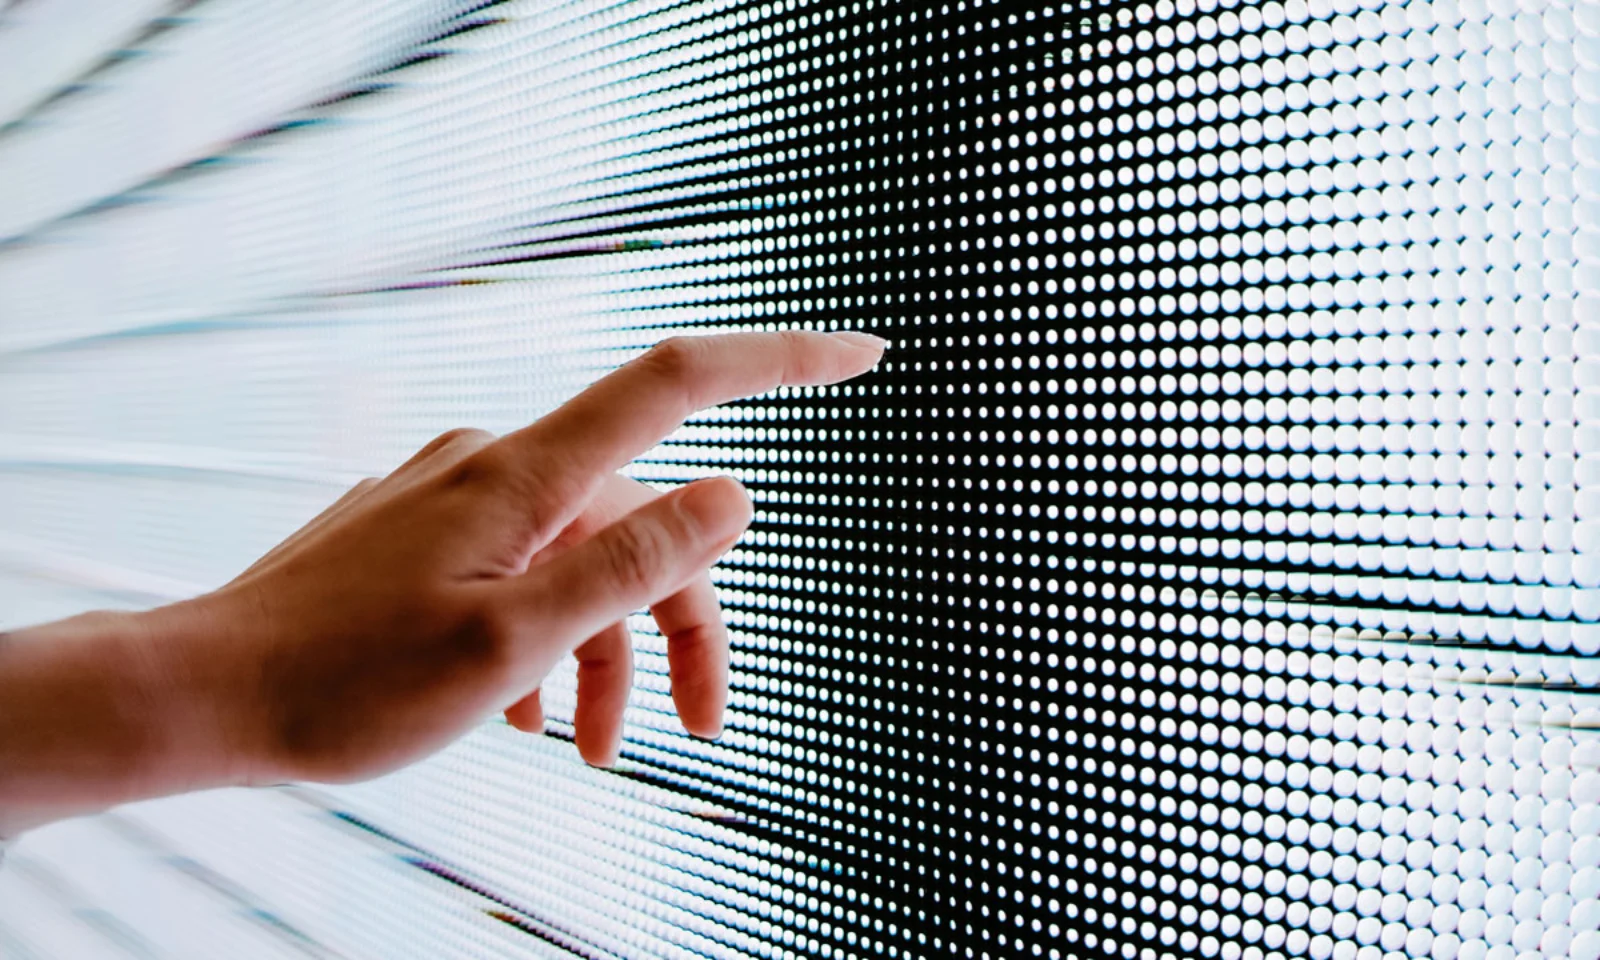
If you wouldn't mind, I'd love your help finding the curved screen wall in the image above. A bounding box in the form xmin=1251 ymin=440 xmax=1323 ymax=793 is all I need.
xmin=1 ymin=1 xmax=1598 ymax=959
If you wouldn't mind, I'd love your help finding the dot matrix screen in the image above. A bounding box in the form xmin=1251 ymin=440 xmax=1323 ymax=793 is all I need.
xmin=0 ymin=1 xmax=1598 ymax=959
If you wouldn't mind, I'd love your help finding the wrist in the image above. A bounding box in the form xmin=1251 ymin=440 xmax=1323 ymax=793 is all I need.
xmin=125 ymin=595 xmax=264 ymax=793
xmin=0 ymin=601 xmax=251 ymax=837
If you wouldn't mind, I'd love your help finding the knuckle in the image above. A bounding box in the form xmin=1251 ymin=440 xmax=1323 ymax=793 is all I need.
xmin=418 ymin=428 xmax=459 ymax=457
xmin=601 ymin=520 xmax=670 ymax=594
xmin=435 ymin=426 xmax=495 ymax=449
xmin=428 ymin=428 xmax=496 ymax=460
xmin=400 ymin=428 xmax=499 ymax=484
xmin=639 ymin=337 xmax=702 ymax=411
xmin=439 ymin=444 xmax=510 ymax=491
xmin=642 ymin=336 xmax=702 ymax=381
xmin=416 ymin=427 xmax=495 ymax=465
xmin=775 ymin=328 xmax=810 ymax=352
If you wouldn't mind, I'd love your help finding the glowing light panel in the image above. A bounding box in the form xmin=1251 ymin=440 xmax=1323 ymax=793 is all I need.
xmin=1 ymin=1 xmax=1598 ymax=959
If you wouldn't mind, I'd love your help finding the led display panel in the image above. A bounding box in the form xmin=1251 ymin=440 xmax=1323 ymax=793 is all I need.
xmin=1 ymin=1 xmax=1599 ymax=959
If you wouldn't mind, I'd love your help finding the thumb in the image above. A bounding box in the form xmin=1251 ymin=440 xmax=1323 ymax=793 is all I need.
xmin=491 ymin=476 xmax=752 ymax=675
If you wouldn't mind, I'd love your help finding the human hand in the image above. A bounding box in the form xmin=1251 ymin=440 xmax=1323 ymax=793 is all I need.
xmin=136 ymin=330 xmax=886 ymax=788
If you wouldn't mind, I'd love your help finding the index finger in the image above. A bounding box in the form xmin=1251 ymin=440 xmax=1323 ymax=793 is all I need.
xmin=486 ymin=330 xmax=885 ymax=534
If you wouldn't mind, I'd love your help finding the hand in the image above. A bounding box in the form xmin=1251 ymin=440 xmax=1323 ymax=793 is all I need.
xmin=190 ymin=330 xmax=886 ymax=783
xmin=0 ymin=330 xmax=885 ymax=834
xmin=236 ymin=464 xmax=722 ymax=769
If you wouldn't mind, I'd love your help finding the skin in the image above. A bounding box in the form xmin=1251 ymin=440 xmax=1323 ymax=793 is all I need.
xmin=0 ymin=330 xmax=887 ymax=840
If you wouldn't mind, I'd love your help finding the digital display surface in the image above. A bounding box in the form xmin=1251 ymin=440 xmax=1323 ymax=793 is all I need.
xmin=2 ymin=0 xmax=1599 ymax=958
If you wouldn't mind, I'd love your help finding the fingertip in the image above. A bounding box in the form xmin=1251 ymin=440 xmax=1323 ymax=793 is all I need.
xmin=833 ymin=330 xmax=889 ymax=354
xmin=712 ymin=475 xmax=754 ymax=527
xmin=578 ymin=735 xmax=622 ymax=768
xmin=686 ymin=714 xmax=725 ymax=741
xmin=832 ymin=333 xmax=888 ymax=380
xmin=668 ymin=668 xmax=732 ymax=742
xmin=507 ymin=714 xmax=544 ymax=734
xmin=574 ymin=625 xmax=631 ymax=768
xmin=678 ymin=475 xmax=754 ymax=541
xmin=573 ymin=705 xmax=621 ymax=767
xmin=696 ymin=473 xmax=750 ymax=500
xmin=504 ymin=693 xmax=545 ymax=735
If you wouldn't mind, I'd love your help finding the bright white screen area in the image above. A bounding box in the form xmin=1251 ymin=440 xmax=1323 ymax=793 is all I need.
xmin=2 ymin=1 xmax=1600 ymax=959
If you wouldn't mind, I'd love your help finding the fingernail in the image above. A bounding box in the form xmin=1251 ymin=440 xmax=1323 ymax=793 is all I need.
xmin=834 ymin=331 xmax=889 ymax=350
